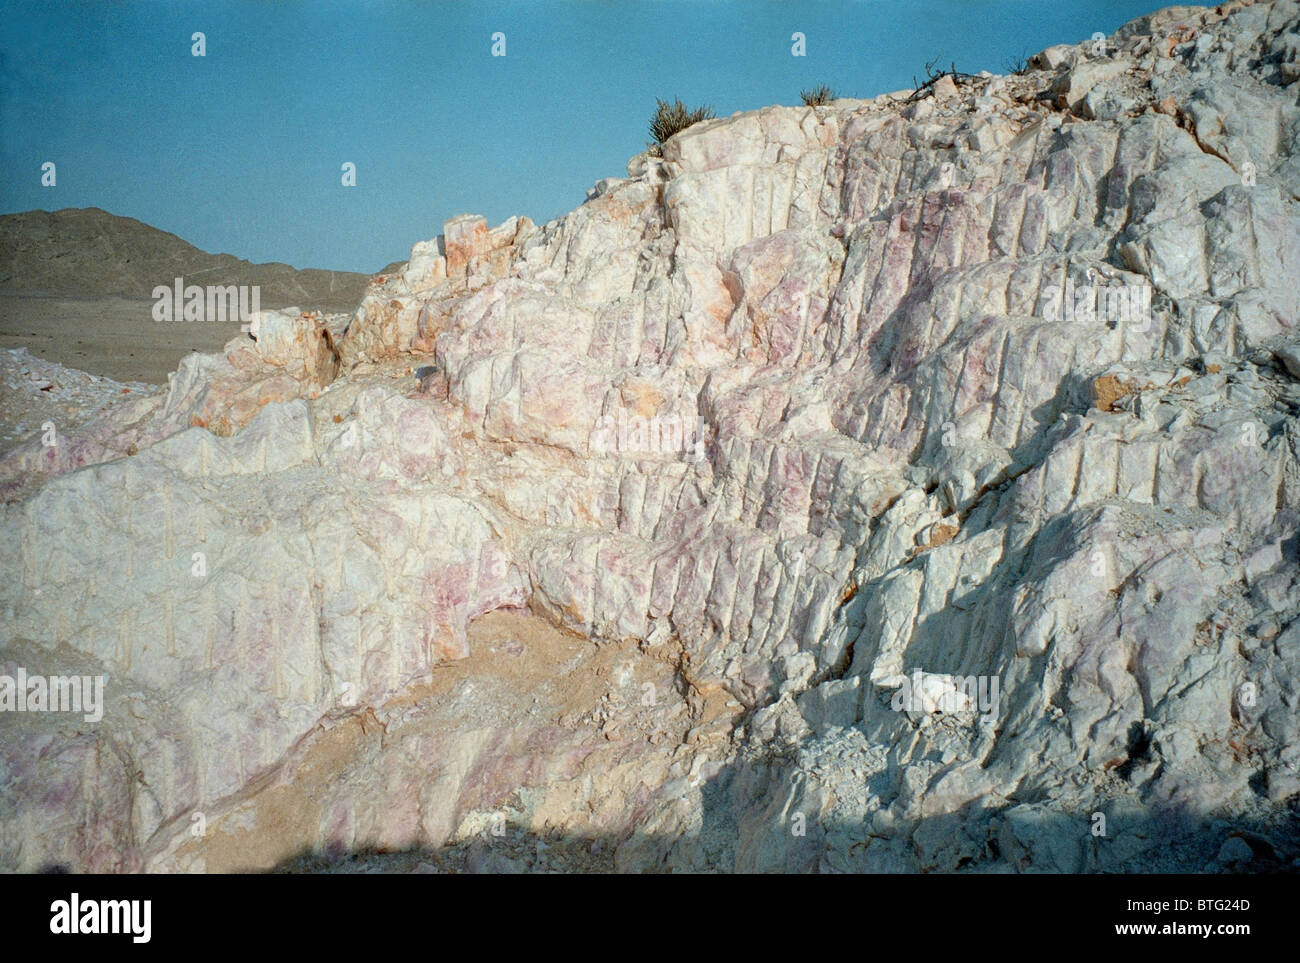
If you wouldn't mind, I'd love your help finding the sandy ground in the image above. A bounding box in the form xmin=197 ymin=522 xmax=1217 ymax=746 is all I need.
xmin=0 ymin=294 xmax=241 ymax=384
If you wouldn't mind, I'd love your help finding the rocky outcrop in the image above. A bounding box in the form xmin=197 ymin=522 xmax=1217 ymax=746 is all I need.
xmin=2 ymin=0 xmax=1299 ymax=873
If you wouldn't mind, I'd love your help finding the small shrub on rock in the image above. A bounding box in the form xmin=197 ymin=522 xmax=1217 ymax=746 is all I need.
xmin=647 ymin=98 xmax=716 ymax=155
xmin=800 ymin=85 xmax=836 ymax=106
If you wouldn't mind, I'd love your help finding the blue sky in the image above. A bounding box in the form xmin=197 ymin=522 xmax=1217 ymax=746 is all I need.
xmin=1 ymin=0 xmax=1167 ymax=272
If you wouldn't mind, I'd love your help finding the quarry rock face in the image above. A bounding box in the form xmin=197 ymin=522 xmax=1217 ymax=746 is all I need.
xmin=3 ymin=0 xmax=1300 ymax=873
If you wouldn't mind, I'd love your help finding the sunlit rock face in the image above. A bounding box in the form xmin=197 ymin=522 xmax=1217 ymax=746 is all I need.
xmin=3 ymin=0 xmax=1300 ymax=874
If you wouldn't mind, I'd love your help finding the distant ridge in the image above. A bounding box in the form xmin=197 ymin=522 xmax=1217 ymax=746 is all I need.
xmin=0 ymin=207 xmax=395 ymax=313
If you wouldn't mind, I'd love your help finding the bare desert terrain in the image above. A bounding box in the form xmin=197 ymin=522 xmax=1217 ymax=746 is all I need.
xmin=0 ymin=294 xmax=237 ymax=383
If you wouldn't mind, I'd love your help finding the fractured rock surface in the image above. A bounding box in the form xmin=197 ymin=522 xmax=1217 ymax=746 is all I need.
xmin=2 ymin=0 xmax=1300 ymax=873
